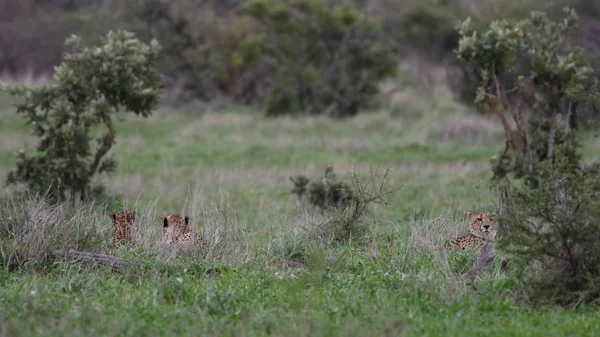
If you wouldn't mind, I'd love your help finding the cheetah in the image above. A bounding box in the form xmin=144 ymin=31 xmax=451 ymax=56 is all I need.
xmin=162 ymin=213 xmax=205 ymax=246
xmin=445 ymin=211 xmax=498 ymax=251
xmin=109 ymin=210 xmax=137 ymax=248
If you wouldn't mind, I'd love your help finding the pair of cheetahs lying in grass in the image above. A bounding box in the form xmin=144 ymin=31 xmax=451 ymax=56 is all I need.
xmin=109 ymin=209 xmax=498 ymax=250
xmin=109 ymin=211 xmax=205 ymax=248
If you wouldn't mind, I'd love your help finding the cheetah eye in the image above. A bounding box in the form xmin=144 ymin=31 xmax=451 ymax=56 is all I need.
xmin=477 ymin=218 xmax=483 ymax=222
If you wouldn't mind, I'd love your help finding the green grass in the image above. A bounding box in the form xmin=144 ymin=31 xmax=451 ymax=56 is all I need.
xmin=1 ymin=100 xmax=600 ymax=336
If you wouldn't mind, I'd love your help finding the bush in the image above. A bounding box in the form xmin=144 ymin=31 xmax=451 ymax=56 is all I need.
xmin=108 ymin=0 xmax=260 ymax=107
xmin=290 ymin=167 xmax=357 ymax=212
xmin=379 ymin=0 xmax=462 ymax=59
xmin=4 ymin=30 xmax=162 ymax=199
xmin=498 ymin=152 xmax=600 ymax=306
xmin=239 ymin=0 xmax=397 ymax=117
xmin=291 ymin=167 xmax=400 ymax=245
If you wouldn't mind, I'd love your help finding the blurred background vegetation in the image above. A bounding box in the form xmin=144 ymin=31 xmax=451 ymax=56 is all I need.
xmin=2 ymin=0 xmax=599 ymax=118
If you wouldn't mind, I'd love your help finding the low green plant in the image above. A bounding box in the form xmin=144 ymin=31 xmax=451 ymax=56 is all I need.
xmin=4 ymin=30 xmax=162 ymax=199
xmin=290 ymin=167 xmax=357 ymax=211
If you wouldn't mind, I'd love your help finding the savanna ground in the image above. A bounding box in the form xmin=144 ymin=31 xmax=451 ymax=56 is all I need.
xmin=1 ymin=81 xmax=600 ymax=336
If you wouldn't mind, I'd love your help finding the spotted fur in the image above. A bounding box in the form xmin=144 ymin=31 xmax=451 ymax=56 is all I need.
xmin=162 ymin=214 xmax=205 ymax=245
xmin=445 ymin=212 xmax=498 ymax=251
xmin=109 ymin=210 xmax=137 ymax=248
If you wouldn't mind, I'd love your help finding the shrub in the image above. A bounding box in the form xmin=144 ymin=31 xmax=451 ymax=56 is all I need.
xmin=382 ymin=1 xmax=462 ymax=59
xmin=238 ymin=0 xmax=397 ymax=117
xmin=290 ymin=167 xmax=357 ymax=211
xmin=498 ymin=152 xmax=600 ymax=306
xmin=108 ymin=0 xmax=260 ymax=107
xmin=292 ymin=167 xmax=400 ymax=245
xmin=4 ymin=30 xmax=162 ymax=199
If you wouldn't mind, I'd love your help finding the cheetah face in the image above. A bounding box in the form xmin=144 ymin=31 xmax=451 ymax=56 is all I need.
xmin=109 ymin=210 xmax=137 ymax=248
xmin=468 ymin=211 xmax=498 ymax=240
xmin=162 ymin=214 xmax=190 ymax=244
xmin=110 ymin=210 xmax=136 ymax=226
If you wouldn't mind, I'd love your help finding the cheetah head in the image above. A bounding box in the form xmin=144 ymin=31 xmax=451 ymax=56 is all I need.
xmin=110 ymin=210 xmax=136 ymax=226
xmin=162 ymin=213 xmax=190 ymax=244
xmin=468 ymin=211 xmax=498 ymax=240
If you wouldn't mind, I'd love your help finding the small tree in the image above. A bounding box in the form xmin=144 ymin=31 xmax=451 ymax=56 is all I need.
xmin=455 ymin=6 xmax=598 ymax=186
xmin=238 ymin=0 xmax=397 ymax=118
xmin=457 ymin=6 xmax=600 ymax=306
xmin=5 ymin=30 xmax=162 ymax=199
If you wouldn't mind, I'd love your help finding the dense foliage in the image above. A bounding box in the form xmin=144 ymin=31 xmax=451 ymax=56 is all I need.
xmin=498 ymin=151 xmax=600 ymax=306
xmin=238 ymin=0 xmax=397 ymax=117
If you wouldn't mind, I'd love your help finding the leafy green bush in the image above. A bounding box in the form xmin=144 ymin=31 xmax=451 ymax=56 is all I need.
xmin=239 ymin=0 xmax=397 ymax=117
xmin=498 ymin=152 xmax=600 ymax=306
xmin=4 ymin=30 xmax=162 ymax=199
xmin=384 ymin=1 xmax=462 ymax=58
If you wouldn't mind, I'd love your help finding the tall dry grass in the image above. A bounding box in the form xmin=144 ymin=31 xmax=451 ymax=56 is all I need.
xmin=0 ymin=192 xmax=106 ymax=269
xmin=0 ymin=186 xmax=249 ymax=270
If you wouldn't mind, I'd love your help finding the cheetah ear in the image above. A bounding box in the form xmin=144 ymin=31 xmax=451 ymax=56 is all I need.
xmin=163 ymin=217 xmax=169 ymax=228
xmin=467 ymin=212 xmax=472 ymax=217
xmin=184 ymin=216 xmax=189 ymax=225
xmin=110 ymin=212 xmax=116 ymax=221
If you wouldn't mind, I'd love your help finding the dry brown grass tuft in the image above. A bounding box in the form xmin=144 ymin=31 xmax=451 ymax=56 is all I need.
xmin=407 ymin=213 xmax=470 ymax=277
xmin=409 ymin=213 xmax=466 ymax=253
xmin=0 ymin=192 xmax=107 ymax=268
xmin=117 ymin=187 xmax=250 ymax=261
xmin=188 ymin=190 xmax=249 ymax=261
